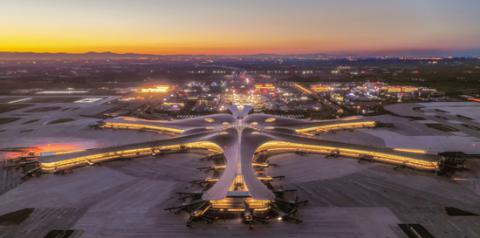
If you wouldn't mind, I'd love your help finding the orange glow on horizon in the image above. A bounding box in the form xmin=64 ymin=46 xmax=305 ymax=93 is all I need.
xmin=1 ymin=34 xmax=474 ymax=55
xmin=1 ymin=1 xmax=478 ymax=55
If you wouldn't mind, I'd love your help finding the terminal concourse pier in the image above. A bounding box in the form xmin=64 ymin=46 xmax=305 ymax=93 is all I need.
xmin=7 ymin=105 xmax=464 ymax=229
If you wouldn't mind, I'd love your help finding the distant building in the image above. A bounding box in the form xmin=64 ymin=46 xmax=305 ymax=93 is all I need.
xmin=310 ymin=84 xmax=333 ymax=93
xmin=382 ymin=86 xmax=418 ymax=93
xmin=139 ymin=85 xmax=170 ymax=93
xmin=254 ymin=83 xmax=276 ymax=93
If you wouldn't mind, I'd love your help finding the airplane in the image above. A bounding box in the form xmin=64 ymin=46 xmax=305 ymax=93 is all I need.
xmin=270 ymin=203 xmax=303 ymax=224
xmin=197 ymin=165 xmax=226 ymax=172
xmin=164 ymin=199 xmax=207 ymax=215
xmin=3 ymin=160 xmax=38 ymax=169
xmin=272 ymin=188 xmax=298 ymax=197
xmin=357 ymin=154 xmax=374 ymax=163
xmin=242 ymin=201 xmax=269 ymax=229
xmin=252 ymin=162 xmax=278 ymax=168
xmin=271 ymin=190 xmax=308 ymax=224
xmin=295 ymin=150 xmax=307 ymax=156
xmin=165 ymin=199 xmax=214 ymax=227
xmin=200 ymin=154 xmax=225 ymax=162
xmin=325 ymin=149 xmax=340 ymax=159
xmin=21 ymin=167 xmax=42 ymax=181
xmin=258 ymin=175 xmax=285 ymax=182
xmin=175 ymin=191 xmax=204 ymax=201
xmin=275 ymin=196 xmax=308 ymax=207
xmin=186 ymin=202 xmax=215 ymax=227
xmin=189 ymin=178 xmax=219 ymax=188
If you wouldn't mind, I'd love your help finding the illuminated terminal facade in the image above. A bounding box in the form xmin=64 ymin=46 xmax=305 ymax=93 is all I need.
xmin=23 ymin=105 xmax=451 ymax=227
xmin=138 ymin=85 xmax=170 ymax=93
xmin=310 ymin=84 xmax=333 ymax=93
xmin=254 ymin=83 xmax=276 ymax=93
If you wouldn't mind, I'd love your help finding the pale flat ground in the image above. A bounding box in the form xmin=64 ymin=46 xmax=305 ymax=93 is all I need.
xmin=0 ymin=100 xmax=479 ymax=237
xmin=384 ymin=102 xmax=480 ymax=139
xmin=418 ymin=102 xmax=480 ymax=122
xmin=0 ymin=96 xmax=166 ymax=157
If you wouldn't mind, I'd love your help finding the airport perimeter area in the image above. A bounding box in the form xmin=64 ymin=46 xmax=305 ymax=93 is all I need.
xmin=0 ymin=97 xmax=479 ymax=238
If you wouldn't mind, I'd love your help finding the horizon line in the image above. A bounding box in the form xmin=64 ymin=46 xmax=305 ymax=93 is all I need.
xmin=1 ymin=48 xmax=480 ymax=57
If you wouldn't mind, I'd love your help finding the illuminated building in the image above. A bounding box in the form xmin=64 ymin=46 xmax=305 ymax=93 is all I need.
xmin=383 ymin=86 xmax=418 ymax=93
xmin=19 ymin=105 xmax=452 ymax=227
xmin=331 ymin=93 xmax=344 ymax=102
xmin=292 ymin=83 xmax=313 ymax=95
xmin=310 ymin=84 xmax=333 ymax=93
xmin=139 ymin=85 xmax=170 ymax=93
xmin=254 ymin=83 xmax=276 ymax=92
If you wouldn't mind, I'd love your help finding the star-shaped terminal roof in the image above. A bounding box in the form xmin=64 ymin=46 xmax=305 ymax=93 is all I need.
xmin=38 ymin=105 xmax=441 ymax=203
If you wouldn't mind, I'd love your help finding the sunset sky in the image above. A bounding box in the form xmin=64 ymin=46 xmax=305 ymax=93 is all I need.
xmin=1 ymin=0 xmax=479 ymax=55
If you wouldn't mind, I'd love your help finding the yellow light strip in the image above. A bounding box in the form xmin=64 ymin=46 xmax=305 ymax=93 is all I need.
xmin=192 ymin=204 xmax=212 ymax=217
xmin=228 ymin=175 xmax=249 ymax=191
xmin=139 ymin=86 xmax=170 ymax=93
xmin=204 ymin=118 xmax=215 ymax=123
xmin=101 ymin=122 xmax=184 ymax=134
xmin=206 ymin=178 xmax=220 ymax=183
xmin=227 ymin=208 xmax=245 ymax=212
xmin=296 ymin=121 xmax=376 ymax=135
xmin=213 ymin=165 xmax=227 ymax=169
xmin=210 ymin=198 xmax=270 ymax=211
xmin=340 ymin=116 xmax=361 ymax=121
xmin=293 ymin=83 xmax=313 ymax=95
xmin=257 ymin=176 xmax=273 ymax=181
xmin=265 ymin=118 xmax=276 ymax=123
xmin=393 ymin=148 xmax=427 ymax=154
xmin=40 ymin=141 xmax=223 ymax=173
xmin=252 ymin=162 xmax=269 ymax=167
xmin=209 ymin=173 xmax=270 ymax=212
xmin=256 ymin=141 xmax=439 ymax=171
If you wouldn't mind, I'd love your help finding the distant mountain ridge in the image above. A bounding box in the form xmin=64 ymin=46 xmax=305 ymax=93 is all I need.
xmin=0 ymin=51 xmax=157 ymax=59
xmin=0 ymin=49 xmax=479 ymax=60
